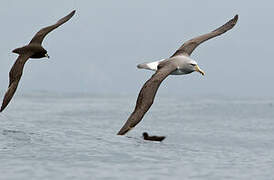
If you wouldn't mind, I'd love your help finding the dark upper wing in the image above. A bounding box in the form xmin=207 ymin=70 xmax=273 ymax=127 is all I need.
xmin=117 ymin=62 xmax=177 ymax=135
xmin=29 ymin=10 xmax=76 ymax=45
xmin=170 ymin=15 xmax=238 ymax=57
xmin=0 ymin=53 xmax=33 ymax=112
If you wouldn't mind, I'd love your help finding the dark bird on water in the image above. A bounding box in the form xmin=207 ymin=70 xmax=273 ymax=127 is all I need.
xmin=143 ymin=132 xmax=166 ymax=142
xmin=0 ymin=10 xmax=76 ymax=112
xmin=117 ymin=15 xmax=238 ymax=135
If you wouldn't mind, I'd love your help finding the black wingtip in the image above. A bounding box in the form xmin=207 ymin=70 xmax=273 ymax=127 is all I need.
xmin=0 ymin=103 xmax=5 ymax=112
xmin=71 ymin=10 xmax=76 ymax=16
xmin=234 ymin=14 xmax=239 ymax=21
xmin=117 ymin=129 xmax=128 ymax=135
xmin=225 ymin=14 xmax=239 ymax=29
xmin=66 ymin=10 xmax=76 ymax=19
xmin=232 ymin=14 xmax=239 ymax=26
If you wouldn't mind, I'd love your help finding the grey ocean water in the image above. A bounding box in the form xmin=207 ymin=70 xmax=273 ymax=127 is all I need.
xmin=0 ymin=93 xmax=273 ymax=180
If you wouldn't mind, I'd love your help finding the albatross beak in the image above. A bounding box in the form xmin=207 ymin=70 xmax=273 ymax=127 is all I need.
xmin=195 ymin=65 xmax=205 ymax=76
xmin=45 ymin=53 xmax=50 ymax=59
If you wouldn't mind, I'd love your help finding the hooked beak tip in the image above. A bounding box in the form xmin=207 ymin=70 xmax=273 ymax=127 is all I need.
xmin=195 ymin=65 xmax=205 ymax=76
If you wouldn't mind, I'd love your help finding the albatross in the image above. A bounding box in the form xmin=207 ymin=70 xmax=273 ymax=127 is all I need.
xmin=0 ymin=10 xmax=76 ymax=112
xmin=117 ymin=15 xmax=238 ymax=135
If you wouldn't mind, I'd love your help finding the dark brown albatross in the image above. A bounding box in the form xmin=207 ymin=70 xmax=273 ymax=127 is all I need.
xmin=117 ymin=15 xmax=238 ymax=135
xmin=0 ymin=10 xmax=76 ymax=112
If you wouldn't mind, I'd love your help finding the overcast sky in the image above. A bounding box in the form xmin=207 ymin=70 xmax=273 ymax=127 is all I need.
xmin=0 ymin=0 xmax=273 ymax=97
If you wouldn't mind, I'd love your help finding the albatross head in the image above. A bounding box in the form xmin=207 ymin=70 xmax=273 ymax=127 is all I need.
xmin=188 ymin=60 xmax=205 ymax=76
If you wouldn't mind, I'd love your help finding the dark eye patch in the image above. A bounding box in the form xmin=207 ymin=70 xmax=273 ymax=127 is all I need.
xmin=190 ymin=63 xmax=196 ymax=66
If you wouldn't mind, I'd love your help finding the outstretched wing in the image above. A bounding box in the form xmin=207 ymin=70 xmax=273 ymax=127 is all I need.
xmin=29 ymin=10 xmax=76 ymax=45
xmin=117 ymin=62 xmax=177 ymax=135
xmin=171 ymin=15 xmax=238 ymax=57
xmin=0 ymin=53 xmax=33 ymax=112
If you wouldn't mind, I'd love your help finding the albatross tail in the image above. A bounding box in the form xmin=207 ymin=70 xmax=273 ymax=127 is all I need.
xmin=137 ymin=59 xmax=165 ymax=71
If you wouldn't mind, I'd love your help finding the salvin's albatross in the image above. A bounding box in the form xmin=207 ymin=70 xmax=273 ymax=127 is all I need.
xmin=0 ymin=10 xmax=76 ymax=112
xmin=117 ymin=15 xmax=238 ymax=135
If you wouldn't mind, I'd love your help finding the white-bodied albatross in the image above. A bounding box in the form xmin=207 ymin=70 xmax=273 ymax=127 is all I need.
xmin=117 ymin=15 xmax=238 ymax=135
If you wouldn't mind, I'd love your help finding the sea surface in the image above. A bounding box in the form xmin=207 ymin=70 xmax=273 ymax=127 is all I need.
xmin=0 ymin=93 xmax=273 ymax=180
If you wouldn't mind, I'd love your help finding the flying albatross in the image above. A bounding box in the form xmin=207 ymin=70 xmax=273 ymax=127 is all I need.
xmin=117 ymin=15 xmax=238 ymax=135
xmin=0 ymin=10 xmax=76 ymax=112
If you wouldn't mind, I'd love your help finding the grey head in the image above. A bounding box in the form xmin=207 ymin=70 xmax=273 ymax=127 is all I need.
xmin=184 ymin=59 xmax=205 ymax=75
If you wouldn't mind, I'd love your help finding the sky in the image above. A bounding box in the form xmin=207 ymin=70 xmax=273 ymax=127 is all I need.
xmin=0 ymin=0 xmax=273 ymax=97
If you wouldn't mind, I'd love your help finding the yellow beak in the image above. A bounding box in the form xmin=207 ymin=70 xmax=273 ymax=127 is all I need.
xmin=195 ymin=65 xmax=205 ymax=76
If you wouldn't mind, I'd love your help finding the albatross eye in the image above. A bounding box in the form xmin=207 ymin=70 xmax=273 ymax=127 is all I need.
xmin=190 ymin=63 xmax=196 ymax=66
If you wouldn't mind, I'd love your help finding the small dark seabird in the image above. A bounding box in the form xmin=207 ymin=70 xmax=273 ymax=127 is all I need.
xmin=0 ymin=10 xmax=76 ymax=112
xmin=117 ymin=15 xmax=238 ymax=135
xmin=143 ymin=132 xmax=166 ymax=142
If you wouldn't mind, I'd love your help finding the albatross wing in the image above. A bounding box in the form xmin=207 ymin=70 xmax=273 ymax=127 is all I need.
xmin=117 ymin=61 xmax=177 ymax=135
xmin=29 ymin=10 xmax=76 ymax=45
xmin=0 ymin=53 xmax=33 ymax=112
xmin=170 ymin=14 xmax=238 ymax=57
